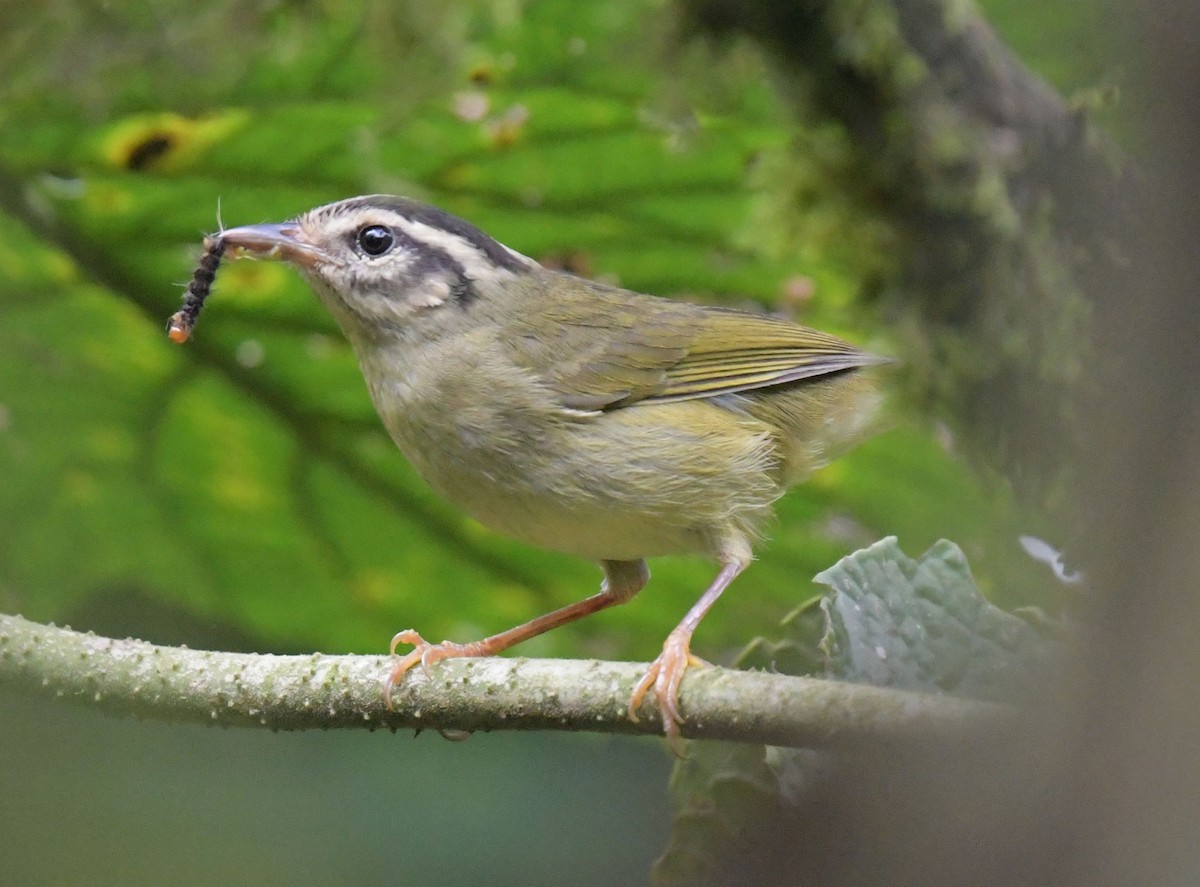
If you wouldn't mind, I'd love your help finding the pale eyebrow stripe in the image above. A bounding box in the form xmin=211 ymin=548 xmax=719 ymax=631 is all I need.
xmin=393 ymin=216 xmax=527 ymax=282
xmin=338 ymin=195 xmax=534 ymax=274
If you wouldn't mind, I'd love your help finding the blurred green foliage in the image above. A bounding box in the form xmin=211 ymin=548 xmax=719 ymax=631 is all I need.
xmin=0 ymin=0 xmax=1119 ymax=884
xmin=0 ymin=0 xmax=1076 ymax=664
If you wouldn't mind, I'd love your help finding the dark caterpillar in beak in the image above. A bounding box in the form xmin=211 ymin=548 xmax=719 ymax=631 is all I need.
xmin=167 ymin=234 xmax=225 ymax=344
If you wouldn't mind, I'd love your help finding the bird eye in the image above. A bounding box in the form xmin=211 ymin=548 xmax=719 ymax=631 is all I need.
xmin=356 ymin=225 xmax=395 ymax=257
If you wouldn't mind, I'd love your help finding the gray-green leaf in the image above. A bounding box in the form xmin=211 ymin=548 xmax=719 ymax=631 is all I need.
xmin=816 ymin=536 xmax=1052 ymax=699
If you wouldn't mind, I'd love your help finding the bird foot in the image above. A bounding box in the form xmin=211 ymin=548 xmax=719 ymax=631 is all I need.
xmin=629 ymin=631 xmax=709 ymax=753
xmin=383 ymin=630 xmax=483 ymax=709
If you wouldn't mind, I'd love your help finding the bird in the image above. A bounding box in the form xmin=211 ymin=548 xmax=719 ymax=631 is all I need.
xmin=194 ymin=194 xmax=885 ymax=744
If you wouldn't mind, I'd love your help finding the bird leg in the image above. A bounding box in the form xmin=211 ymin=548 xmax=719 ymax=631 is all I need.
xmin=384 ymin=559 xmax=649 ymax=705
xmin=629 ymin=556 xmax=747 ymax=747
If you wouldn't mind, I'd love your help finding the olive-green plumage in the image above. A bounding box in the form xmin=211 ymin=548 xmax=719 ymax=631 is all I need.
xmin=366 ymin=270 xmax=882 ymax=562
xmin=211 ymin=195 xmax=885 ymax=742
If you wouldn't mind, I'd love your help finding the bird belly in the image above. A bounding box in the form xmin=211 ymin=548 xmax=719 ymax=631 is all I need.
xmin=379 ymin=395 xmax=782 ymax=562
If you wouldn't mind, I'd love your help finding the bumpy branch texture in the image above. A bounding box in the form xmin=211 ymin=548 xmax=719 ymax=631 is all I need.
xmin=0 ymin=614 xmax=1000 ymax=749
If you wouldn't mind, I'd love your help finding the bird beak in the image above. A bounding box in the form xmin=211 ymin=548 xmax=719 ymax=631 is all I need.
xmin=217 ymin=223 xmax=326 ymax=269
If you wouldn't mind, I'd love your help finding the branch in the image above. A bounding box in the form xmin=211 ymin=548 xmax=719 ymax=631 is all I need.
xmin=0 ymin=613 xmax=1002 ymax=749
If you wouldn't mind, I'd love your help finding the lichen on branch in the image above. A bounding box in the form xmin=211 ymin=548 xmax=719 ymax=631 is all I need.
xmin=0 ymin=613 xmax=1001 ymax=749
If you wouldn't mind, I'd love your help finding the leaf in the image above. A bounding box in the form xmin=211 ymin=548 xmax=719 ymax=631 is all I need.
xmin=653 ymin=741 xmax=803 ymax=887
xmin=816 ymin=536 xmax=1052 ymax=699
xmin=655 ymin=537 xmax=1057 ymax=885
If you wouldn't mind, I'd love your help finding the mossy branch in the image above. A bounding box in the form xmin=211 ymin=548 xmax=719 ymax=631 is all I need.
xmin=0 ymin=613 xmax=1001 ymax=749
xmin=683 ymin=0 xmax=1133 ymax=497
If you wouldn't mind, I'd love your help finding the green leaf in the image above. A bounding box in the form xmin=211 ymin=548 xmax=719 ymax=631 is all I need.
xmin=816 ymin=536 xmax=1052 ymax=699
xmin=656 ymin=537 xmax=1056 ymax=885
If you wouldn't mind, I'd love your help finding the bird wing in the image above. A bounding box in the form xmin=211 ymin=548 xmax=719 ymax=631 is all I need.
xmin=504 ymin=276 xmax=881 ymax=413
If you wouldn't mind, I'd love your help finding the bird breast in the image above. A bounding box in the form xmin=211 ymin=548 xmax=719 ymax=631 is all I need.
xmin=357 ymin=334 xmax=783 ymax=561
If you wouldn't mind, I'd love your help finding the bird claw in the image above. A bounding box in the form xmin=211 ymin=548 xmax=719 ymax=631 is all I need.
xmin=383 ymin=630 xmax=476 ymax=709
xmin=629 ymin=632 xmax=708 ymax=754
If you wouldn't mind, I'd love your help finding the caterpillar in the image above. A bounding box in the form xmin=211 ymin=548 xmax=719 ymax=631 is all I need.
xmin=167 ymin=235 xmax=226 ymax=344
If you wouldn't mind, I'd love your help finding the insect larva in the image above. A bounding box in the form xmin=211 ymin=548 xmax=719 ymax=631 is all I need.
xmin=167 ymin=235 xmax=226 ymax=344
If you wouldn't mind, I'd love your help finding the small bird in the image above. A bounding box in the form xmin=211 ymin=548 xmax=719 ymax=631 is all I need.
xmin=200 ymin=195 xmax=885 ymax=743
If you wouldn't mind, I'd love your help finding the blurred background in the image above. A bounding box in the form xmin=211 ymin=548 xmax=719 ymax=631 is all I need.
xmin=0 ymin=1 xmax=1147 ymax=884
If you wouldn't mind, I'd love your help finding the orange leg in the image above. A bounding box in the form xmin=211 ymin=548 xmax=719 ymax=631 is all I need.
xmin=384 ymin=559 xmax=649 ymax=705
xmin=629 ymin=557 xmax=747 ymax=747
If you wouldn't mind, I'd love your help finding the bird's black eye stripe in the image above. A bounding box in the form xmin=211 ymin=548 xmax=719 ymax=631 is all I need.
xmin=355 ymin=225 xmax=395 ymax=257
